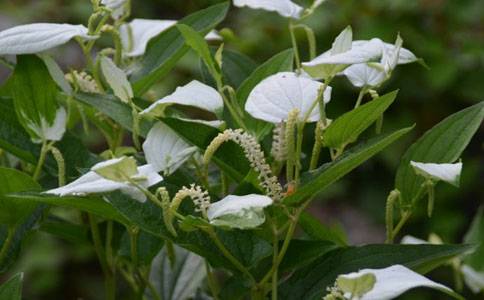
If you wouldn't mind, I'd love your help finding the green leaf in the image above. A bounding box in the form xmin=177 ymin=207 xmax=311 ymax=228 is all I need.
xmin=106 ymin=190 xmax=272 ymax=273
xmin=9 ymin=192 xmax=130 ymax=227
xmin=298 ymin=211 xmax=347 ymax=246
xmin=463 ymin=205 xmax=484 ymax=271
xmin=74 ymin=92 xmax=154 ymax=137
xmin=39 ymin=219 xmax=91 ymax=245
xmin=323 ymin=90 xmax=398 ymax=149
xmin=0 ymin=273 xmax=22 ymax=300
xmin=278 ymin=243 xmax=475 ymax=300
xmin=41 ymin=53 xmax=72 ymax=95
xmin=236 ymin=49 xmax=294 ymax=139
xmin=118 ymin=229 xmax=164 ymax=265
xmin=10 ymin=55 xmax=60 ymax=142
xmin=395 ymin=102 xmax=484 ymax=205
xmin=100 ymin=55 xmax=133 ymax=103
xmin=145 ymin=244 xmax=206 ymax=300
xmin=279 ymin=240 xmax=339 ymax=274
xmin=177 ymin=24 xmax=220 ymax=80
xmin=128 ymin=2 xmax=230 ymax=96
xmin=200 ymin=48 xmax=257 ymax=89
xmin=0 ymin=168 xmax=41 ymax=229
xmin=210 ymin=208 xmax=267 ymax=230
xmin=285 ymin=126 xmax=413 ymax=205
xmin=0 ymin=97 xmax=98 ymax=178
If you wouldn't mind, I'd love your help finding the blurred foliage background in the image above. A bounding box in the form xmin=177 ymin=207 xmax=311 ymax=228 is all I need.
xmin=0 ymin=0 xmax=483 ymax=299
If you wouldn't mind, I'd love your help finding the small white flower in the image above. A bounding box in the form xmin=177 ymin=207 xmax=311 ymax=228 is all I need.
xmin=207 ymin=194 xmax=273 ymax=229
xmin=24 ymin=107 xmax=67 ymax=144
xmin=338 ymin=265 xmax=458 ymax=300
xmin=142 ymin=122 xmax=197 ymax=175
xmin=410 ymin=161 xmax=462 ymax=187
xmin=120 ymin=19 xmax=221 ymax=57
xmin=140 ymin=80 xmax=224 ymax=119
xmin=233 ymin=0 xmax=304 ymax=19
xmin=46 ymin=158 xmax=163 ymax=203
xmin=244 ymin=72 xmax=331 ymax=123
xmin=0 ymin=23 xmax=98 ymax=55
xmin=461 ymin=265 xmax=484 ymax=293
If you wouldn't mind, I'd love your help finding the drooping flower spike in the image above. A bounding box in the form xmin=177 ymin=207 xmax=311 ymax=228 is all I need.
xmin=46 ymin=156 xmax=163 ymax=203
xmin=244 ymin=72 xmax=332 ymax=123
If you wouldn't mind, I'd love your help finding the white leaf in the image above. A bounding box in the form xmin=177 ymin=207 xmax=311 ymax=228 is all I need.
xmin=461 ymin=265 xmax=484 ymax=293
xmin=46 ymin=160 xmax=162 ymax=203
xmin=100 ymin=56 xmax=133 ymax=103
xmin=101 ymin=0 xmax=126 ymax=19
xmin=331 ymin=26 xmax=353 ymax=55
xmin=143 ymin=122 xmax=197 ymax=175
xmin=140 ymin=80 xmax=224 ymax=118
xmin=410 ymin=161 xmax=462 ymax=187
xmin=233 ymin=0 xmax=304 ymax=19
xmin=400 ymin=235 xmax=428 ymax=245
xmin=342 ymin=63 xmax=386 ymax=87
xmin=0 ymin=23 xmax=98 ymax=55
xmin=25 ymin=107 xmax=67 ymax=143
xmin=120 ymin=19 xmax=221 ymax=57
xmin=207 ymin=194 xmax=273 ymax=221
xmin=176 ymin=118 xmax=226 ymax=129
xmin=339 ymin=265 xmax=459 ymax=300
xmin=244 ymin=72 xmax=331 ymax=123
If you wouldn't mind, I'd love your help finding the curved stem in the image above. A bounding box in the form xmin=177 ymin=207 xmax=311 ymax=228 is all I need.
xmin=0 ymin=227 xmax=16 ymax=266
xmin=292 ymin=24 xmax=316 ymax=60
xmin=354 ymin=87 xmax=367 ymax=109
xmin=33 ymin=139 xmax=49 ymax=181
xmin=289 ymin=19 xmax=301 ymax=73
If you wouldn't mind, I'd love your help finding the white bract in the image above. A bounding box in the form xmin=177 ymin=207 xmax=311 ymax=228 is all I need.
xmin=100 ymin=56 xmax=133 ymax=103
xmin=410 ymin=161 xmax=462 ymax=187
xmin=338 ymin=265 xmax=459 ymax=300
xmin=0 ymin=23 xmax=98 ymax=55
xmin=461 ymin=265 xmax=484 ymax=293
xmin=233 ymin=0 xmax=304 ymax=19
xmin=142 ymin=122 xmax=197 ymax=176
xmin=140 ymin=80 xmax=224 ymax=118
xmin=207 ymin=194 xmax=273 ymax=229
xmin=245 ymin=72 xmax=331 ymax=123
xmin=120 ymin=19 xmax=221 ymax=57
xmin=46 ymin=158 xmax=163 ymax=202
xmin=24 ymin=107 xmax=67 ymax=143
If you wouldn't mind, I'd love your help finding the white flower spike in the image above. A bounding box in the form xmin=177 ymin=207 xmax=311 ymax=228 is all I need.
xmin=337 ymin=265 xmax=461 ymax=300
xmin=233 ymin=0 xmax=304 ymax=19
xmin=142 ymin=122 xmax=197 ymax=176
xmin=140 ymin=80 xmax=224 ymax=118
xmin=120 ymin=19 xmax=221 ymax=57
xmin=410 ymin=161 xmax=462 ymax=187
xmin=207 ymin=194 xmax=273 ymax=229
xmin=46 ymin=158 xmax=163 ymax=203
xmin=245 ymin=72 xmax=331 ymax=123
xmin=0 ymin=23 xmax=98 ymax=55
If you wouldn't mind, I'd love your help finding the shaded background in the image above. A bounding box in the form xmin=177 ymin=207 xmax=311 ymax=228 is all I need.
xmin=0 ymin=0 xmax=483 ymax=299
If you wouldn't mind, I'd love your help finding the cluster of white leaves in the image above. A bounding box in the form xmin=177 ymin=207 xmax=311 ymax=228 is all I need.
xmin=120 ymin=19 xmax=221 ymax=57
xmin=335 ymin=265 xmax=459 ymax=300
xmin=46 ymin=157 xmax=163 ymax=203
xmin=410 ymin=161 xmax=462 ymax=187
xmin=302 ymin=26 xmax=419 ymax=87
xmin=0 ymin=23 xmax=98 ymax=55
xmin=143 ymin=122 xmax=197 ymax=176
xmin=233 ymin=0 xmax=327 ymax=19
xmin=245 ymin=72 xmax=331 ymax=123
xmin=23 ymin=107 xmax=67 ymax=144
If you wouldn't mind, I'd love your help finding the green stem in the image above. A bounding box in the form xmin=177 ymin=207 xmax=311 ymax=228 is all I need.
xmin=192 ymin=157 xmax=210 ymax=191
xmin=205 ymin=227 xmax=256 ymax=284
xmin=292 ymin=24 xmax=316 ymax=60
xmin=289 ymin=19 xmax=301 ymax=73
xmin=205 ymin=260 xmax=220 ymax=300
xmin=130 ymin=228 xmax=139 ymax=269
xmin=0 ymin=227 xmax=16 ymax=266
xmin=271 ymin=226 xmax=279 ymax=300
xmin=88 ymin=214 xmax=115 ymax=300
xmin=294 ymin=123 xmax=304 ymax=187
xmin=33 ymin=139 xmax=49 ymax=181
xmin=218 ymin=86 xmax=246 ymax=130
xmin=354 ymin=87 xmax=367 ymax=109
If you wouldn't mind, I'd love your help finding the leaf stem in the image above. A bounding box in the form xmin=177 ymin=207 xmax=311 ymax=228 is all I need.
xmin=33 ymin=139 xmax=49 ymax=181
xmin=0 ymin=227 xmax=16 ymax=266
xmin=205 ymin=260 xmax=220 ymax=300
